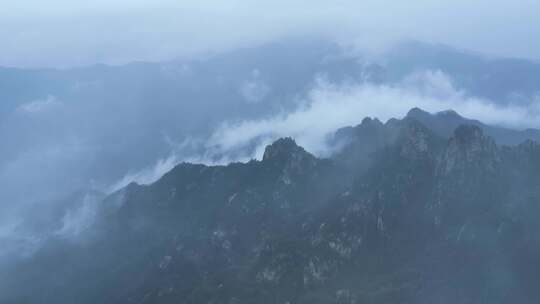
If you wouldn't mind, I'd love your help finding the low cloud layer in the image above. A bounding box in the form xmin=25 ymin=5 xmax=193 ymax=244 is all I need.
xmin=117 ymin=70 xmax=540 ymax=189
xmin=208 ymin=70 xmax=540 ymax=158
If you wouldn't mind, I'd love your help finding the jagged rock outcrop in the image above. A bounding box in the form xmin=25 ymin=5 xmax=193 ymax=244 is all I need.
xmin=405 ymin=107 xmax=540 ymax=145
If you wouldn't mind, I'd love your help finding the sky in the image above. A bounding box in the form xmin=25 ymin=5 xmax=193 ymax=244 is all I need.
xmin=2 ymin=0 xmax=540 ymax=67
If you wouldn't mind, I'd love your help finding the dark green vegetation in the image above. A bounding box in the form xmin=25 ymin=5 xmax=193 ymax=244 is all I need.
xmin=3 ymin=110 xmax=540 ymax=304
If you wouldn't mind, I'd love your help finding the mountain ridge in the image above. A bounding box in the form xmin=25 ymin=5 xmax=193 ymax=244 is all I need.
xmin=3 ymin=108 xmax=540 ymax=304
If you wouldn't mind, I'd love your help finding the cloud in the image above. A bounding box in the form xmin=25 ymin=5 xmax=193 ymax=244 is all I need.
xmin=239 ymin=69 xmax=271 ymax=104
xmin=17 ymin=95 xmax=60 ymax=113
xmin=110 ymin=69 xmax=540 ymax=191
xmin=0 ymin=220 xmax=19 ymax=241
xmin=0 ymin=140 xmax=96 ymax=205
xmin=108 ymin=137 xmax=249 ymax=192
xmin=0 ymin=219 xmax=43 ymax=260
xmin=55 ymin=193 xmax=100 ymax=238
xmin=108 ymin=154 xmax=180 ymax=193
xmin=207 ymin=70 xmax=540 ymax=157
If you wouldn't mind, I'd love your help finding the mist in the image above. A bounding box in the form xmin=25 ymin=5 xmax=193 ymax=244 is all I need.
xmin=3 ymin=1 xmax=540 ymax=67
xmin=114 ymin=69 xmax=540 ymax=190
xmin=3 ymin=40 xmax=540 ymax=250
xmin=209 ymin=70 xmax=540 ymax=155
xmin=2 ymin=2 xmax=540 ymax=302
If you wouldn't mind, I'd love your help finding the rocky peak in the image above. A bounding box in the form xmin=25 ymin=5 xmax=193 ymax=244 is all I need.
xmin=349 ymin=117 xmax=385 ymax=139
xmin=359 ymin=116 xmax=383 ymax=128
xmin=439 ymin=124 xmax=499 ymax=174
xmin=406 ymin=107 xmax=430 ymax=119
xmin=262 ymin=137 xmax=311 ymax=162
xmin=397 ymin=119 xmax=436 ymax=158
xmin=451 ymin=125 xmax=498 ymax=159
xmin=436 ymin=109 xmax=461 ymax=119
xmin=334 ymin=117 xmax=384 ymax=139
xmin=407 ymin=107 xmax=467 ymax=126
xmin=261 ymin=137 xmax=319 ymax=187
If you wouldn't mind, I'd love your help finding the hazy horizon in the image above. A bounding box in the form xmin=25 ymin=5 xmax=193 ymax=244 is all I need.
xmin=3 ymin=0 xmax=540 ymax=68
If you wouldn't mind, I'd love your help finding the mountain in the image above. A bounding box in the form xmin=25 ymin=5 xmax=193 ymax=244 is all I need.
xmin=383 ymin=40 xmax=540 ymax=104
xmin=0 ymin=39 xmax=373 ymax=215
xmin=405 ymin=107 xmax=540 ymax=145
xmin=3 ymin=109 xmax=540 ymax=304
xmin=3 ymin=38 xmax=540 ymax=238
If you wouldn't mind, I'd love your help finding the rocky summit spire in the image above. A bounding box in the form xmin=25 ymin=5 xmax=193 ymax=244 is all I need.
xmin=262 ymin=137 xmax=308 ymax=162
xmin=406 ymin=107 xmax=430 ymax=119
xmin=450 ymin=125 xmax=498 ymax=160
xmin=439 ymin=124 xmax=499 ymax=175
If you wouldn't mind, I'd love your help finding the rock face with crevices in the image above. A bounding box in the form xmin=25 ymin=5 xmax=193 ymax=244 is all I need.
xmin=3 ymin=110 xmax=540 ymax=304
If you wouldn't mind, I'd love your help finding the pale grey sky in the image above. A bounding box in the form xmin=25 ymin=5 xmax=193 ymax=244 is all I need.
xmin=2 ymin=0 xmax=540 ymax=67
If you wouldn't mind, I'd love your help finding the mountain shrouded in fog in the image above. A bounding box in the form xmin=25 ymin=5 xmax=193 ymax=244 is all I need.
xmin=2 ymin=38 xmax=540 ymax=303
xmin=2 ymin=40 xmax=540 ymax=222
xmin=2 ymin=108 xmax=540 ymax=303
xmin=3 ymin=1 xmax=540 ymax=302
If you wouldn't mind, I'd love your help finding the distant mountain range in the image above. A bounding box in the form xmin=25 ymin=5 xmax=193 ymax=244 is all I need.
xmin=3 ymin=108 xmax=540 ymax=304
xmin=3 ymin=39 xmax=540 ymax=118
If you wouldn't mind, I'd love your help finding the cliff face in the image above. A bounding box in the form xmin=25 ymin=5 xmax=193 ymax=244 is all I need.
xmin=4 ymin=113 xmax=540 ymax=304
